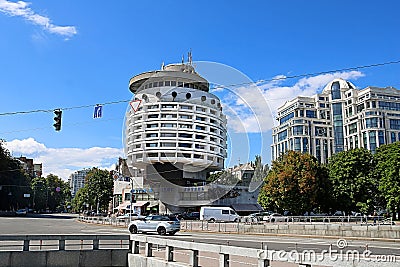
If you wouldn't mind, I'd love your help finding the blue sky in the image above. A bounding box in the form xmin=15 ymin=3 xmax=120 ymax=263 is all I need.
xmin=0 ymin=0 xmax=399 ymax=180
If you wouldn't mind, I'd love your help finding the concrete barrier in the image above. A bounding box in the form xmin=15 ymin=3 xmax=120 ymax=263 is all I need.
xmin=0 ymin=234 xmax=130 ymax=267
xmin=128 ymin=235 xmax=400 ymax=267
xmin=0 ymin=250 xmax=129 ymax=267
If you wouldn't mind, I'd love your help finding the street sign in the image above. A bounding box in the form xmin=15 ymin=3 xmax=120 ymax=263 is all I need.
xmin=129 ymin=100 xmax=142 ymax=112
xmin=94 ymin=105 xmax=102 ymax=118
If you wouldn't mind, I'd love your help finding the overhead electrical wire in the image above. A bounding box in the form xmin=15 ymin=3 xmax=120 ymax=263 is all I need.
xmin=211 ymin=59 xmax=400 ymax=90
xmin=0 ymin=59 xmax=399 ymax=117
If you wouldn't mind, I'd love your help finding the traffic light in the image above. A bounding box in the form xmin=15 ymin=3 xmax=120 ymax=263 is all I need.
xmin=53 ymin=109 xmax=62 ymax=131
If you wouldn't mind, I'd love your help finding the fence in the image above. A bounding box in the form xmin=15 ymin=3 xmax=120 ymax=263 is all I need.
xmin=78 ymin=215 xmax=134 ymax=227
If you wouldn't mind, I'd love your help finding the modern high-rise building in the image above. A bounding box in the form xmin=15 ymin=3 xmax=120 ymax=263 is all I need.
xmin=124 ymin=61 xmax=227 ymax=211
xmin=272 ymin=78 xmax=400 ymax=162
xmin=69 ymin=169 xmax=90 ymax=198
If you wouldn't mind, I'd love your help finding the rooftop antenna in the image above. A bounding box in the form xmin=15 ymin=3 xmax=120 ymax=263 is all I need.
xmin=188 ymin=49 xmax=193 ymax=65
xmin=181 ymin=54 xmax=185 ymax=64
xmin=161 ymin=61 xmax=165 ymax=70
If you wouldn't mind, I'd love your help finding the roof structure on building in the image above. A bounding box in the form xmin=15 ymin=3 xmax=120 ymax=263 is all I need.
xmin=322 ymin=78 xmax=356 ymax=94
xmin=230 ymin=162 xmax=254 ymax=172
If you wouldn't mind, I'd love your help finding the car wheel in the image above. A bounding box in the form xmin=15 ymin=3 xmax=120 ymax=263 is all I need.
xmin=129 ymin=225 xmax=138 ymax=234
xmin=157 ymin=227 xmax=167 ymax=235
xmin=234 ymin=218 xmax=238 ymax=222
xmin=209 ymin=218 xmax=215 ymax=223
xmin=270 ymin=218 xmax=275 ymax=223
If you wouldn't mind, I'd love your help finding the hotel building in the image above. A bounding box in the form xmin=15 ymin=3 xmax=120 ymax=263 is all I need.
xmin=124 ymin=61 xmax=227 ymax=212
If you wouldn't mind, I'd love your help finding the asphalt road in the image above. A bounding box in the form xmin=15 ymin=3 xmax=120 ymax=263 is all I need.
xmin=0 ymin=213 xmax=128 ymax=235
xmin=1 ymin=214 xmax=399 ymax=259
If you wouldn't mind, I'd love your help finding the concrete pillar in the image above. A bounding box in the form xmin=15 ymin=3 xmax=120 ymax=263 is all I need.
xmin=131 ymin=240 xmax=140 ymax=254
xmin=145 ymin=242 xmax=153 ymax=257
xmin=219 ymin=253 xmax=229 ymax=267
xmin=23 ymin=240 xmax=29 ymax=251
xmin=258 ymin=258 xmax=270 ymax=267
xmin=93 ymin=239 xmax=99 ymax=250
xmin=59 ymin=239 xmax=65 ymax=250
xmin=165 ymin=245 xmax=174 ymax=262
xmin=189 ymin=250 xmax=199 ymax=267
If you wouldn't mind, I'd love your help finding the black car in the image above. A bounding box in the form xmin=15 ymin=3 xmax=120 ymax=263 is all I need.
xmin=176 ymin=211 xmax=200 ymax=220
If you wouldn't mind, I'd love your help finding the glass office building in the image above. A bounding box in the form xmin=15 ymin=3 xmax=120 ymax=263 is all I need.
xmin=272 ymin=78 xmax=400 ymax=163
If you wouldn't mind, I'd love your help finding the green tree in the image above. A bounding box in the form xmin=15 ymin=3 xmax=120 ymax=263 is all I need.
xmin=45 ymin=174 xmax=71 ymax=212
xmin=71 ymin=186 xmax=89 ymax=212
xmin=207 ymin=170 xmax=237 ymax=185
xmin=250 ymin=155 xmax=269 ymax=192
xmin=207 ymin=171 xmax=224 ymax=183
xmin=31 ymin=174 xmax=71 ymax=212
xmin=31 ymin=177 xmax=47 ymax=211
xmin=327 ymin=148 xmax=377 ymax=214
xmin=0 ymin=140 xmax=31 ymax=211
xmin=374 ymin=142 xmax=400 ymax=220
xmin=252 ymin=155 xmax=269 ymax=182
xmin=85 ymin=168 xmax=113 ymax=213
xmin=258 ymin=151 xmax=327 ymax=215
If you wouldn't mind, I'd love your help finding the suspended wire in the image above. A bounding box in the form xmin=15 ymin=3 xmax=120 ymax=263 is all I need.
xmin=0 ymin=100 xmax=131 ymax=116
xmin=0 ymin=116 xmax=125 ymax=135
xmin=211 ymin=59 xmax=400 ymax=90
xmin=0 ymin=59 xmax=399 ymax=117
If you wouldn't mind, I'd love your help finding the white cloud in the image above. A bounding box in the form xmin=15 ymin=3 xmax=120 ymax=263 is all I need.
xmin=0 ymin=0 xmax=77 ymax=38
xmin=5 ymin=138 xmax=123 ymax=181
xmin=217 ymin=70 xmax=365 ymax=133
xmin=5 ymin=137 xmax=46 ymax=154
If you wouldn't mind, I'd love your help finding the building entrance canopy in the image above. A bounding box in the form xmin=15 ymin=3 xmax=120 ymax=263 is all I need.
xmin=114 ymin=201 xmax=149 ymax=210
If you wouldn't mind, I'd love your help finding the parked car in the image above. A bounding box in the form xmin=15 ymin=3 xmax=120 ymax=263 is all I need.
xmin=128 ymin=215 xmax=181 ymax=235
xmin=332 ymin=210 xmax=346 ymax=216
xmin=15 ymin=209 xmax=27 ymax=216
xmin=268 ymin=213 xmax=288 ymax=222
xmin=247 ymin=211 xmax=272 ymax=222
xmin=351 ymin=211 xmax=363 ymax=217
xmin=179 ymin=212 xmax=200 ymax=220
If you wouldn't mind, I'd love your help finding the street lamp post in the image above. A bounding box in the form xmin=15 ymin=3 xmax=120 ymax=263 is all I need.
xmin=114 ymin=173 xmax=140 ymax=221
xmin=129 ymin=177 xmax=134 ymax=222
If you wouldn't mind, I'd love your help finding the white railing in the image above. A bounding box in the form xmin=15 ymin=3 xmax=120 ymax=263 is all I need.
xmin=0 ymin=234 xmax=129 ymax=251
xmin=129 ymin=235 xmax=400 ymax=267
xmin=0 ymin=234 xmax=130 ymax=267
xmin=78 ymin=215 xmax=133 ymax=227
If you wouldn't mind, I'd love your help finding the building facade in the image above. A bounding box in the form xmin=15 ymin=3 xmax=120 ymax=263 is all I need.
xmin=125 ymin=61 xmax=227 ymax=212
xmin=272 ymin=78 xmax=400 ymax=162
xmin=69 ymin=169 xmax=90 ymax=198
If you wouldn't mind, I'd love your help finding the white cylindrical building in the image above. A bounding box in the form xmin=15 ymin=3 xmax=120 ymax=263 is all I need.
xmin=125 ymin=62 xmax=227 ymax=191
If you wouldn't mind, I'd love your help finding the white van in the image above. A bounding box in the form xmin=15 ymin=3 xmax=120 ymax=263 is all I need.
xmin=200 ymin=206 xmax=240 ymax=222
